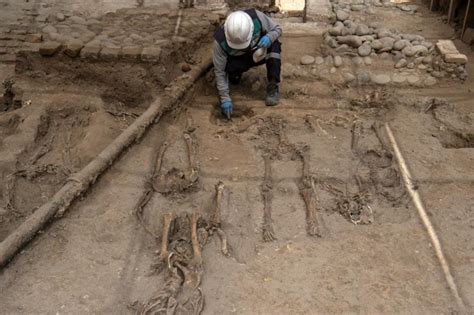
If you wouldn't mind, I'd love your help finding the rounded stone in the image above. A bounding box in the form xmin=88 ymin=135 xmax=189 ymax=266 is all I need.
xmin=56 ymin=13 xmax=65 ymax=22
xmin=355 ymin=24 xmax=371 ymax=36
xmin=423 ymin=76 xmax=437 ymax=86
xmin=352 ymin=56 xmax=364 ymax=65
xmin=343 ymin=72 xmax=356 ymax=82
xmin=363 ymin=57 xmax=372 ymax=65
xmin=393 ymin=39 xmax=409 ymax=51
xmin=422 ymin=56 xmax=433 ymax=64
xmin=336 ymin=10 xmax=350 ymax=21
xmin=315 ymin=56 xmax=324 ymax=65
xmin=379 ymin=37 xmax=395 ymax=52
xmin=407 ymin=75 xmax=420 ymax=85
xmin=300 ymin=55 xmax=315 ymax=65
xmin=371 ymin=73 xmax=391 ymax=85
xmin=330 ymin=67 xmax=337 ymax=74
xmin=395 ymin=59 xmax=407 ymax=68
xmin=407 ymin=62 xmax=415 ymax=69
xmin=358 ymin=43 xmax=372 ymax=56
xmin=357 ymin=71 xmax=371 ymax=84
xmin=418 ymin=64 xmax=427 ymax=70
xmin=402 ymin=45 xmax=417 ymax=57
xmin=371 ymin=39 xmax=383 ymax=50
xmin=392 ymin=73 xmax=407 ymax=84
xmin=334 ymin=55 xmax=343 ymax=67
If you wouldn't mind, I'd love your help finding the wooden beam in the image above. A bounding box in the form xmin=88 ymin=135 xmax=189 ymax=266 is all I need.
xmin=461 ymin=0 xmax=472 ymax=38
xmin=447 ymin=0 xmax=457 ymax=24
xmin=430 ymin=0 xmax=440 ymax=11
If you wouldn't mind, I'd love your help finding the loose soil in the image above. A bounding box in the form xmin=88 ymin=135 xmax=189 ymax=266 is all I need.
xmin=0 ymin=2 xmax=473 ymax=314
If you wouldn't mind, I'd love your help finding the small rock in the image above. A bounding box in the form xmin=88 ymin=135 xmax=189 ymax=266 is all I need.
xmin=324 ymin=36 xmax=338 ymax=48
xmin=337 ymin=35 xmax=363 ymax=47
xmin=414 ymin=57 xmax=424 ymax=65
xmin=379 ymin=52 xmax=392 ymax=60
xmin=100 ymin=47 xmax=121 ymax=60
xmin=351 ymin=4 xmax=365 ymax=11
xmin=336 ymin=10 xmax=350 ymax=21
xmin=56 ymin=12 xmax=65 ymax=21
xmin=300 ymin=55 xmax=315 ymax=65
xmin=392 ymin=73 xmax=407 ymax=84
xmin=25 ymin=34 xmax=43 ymax=43
xmin=343 ymin=72 xmax=356 ymax=82
xmin=371 ymin=73 xmax=391 ymax=85
xmin=413 ymin=45 xmax=429 ymax=56
xmin=418 ymin=64 xmax=427 ymax=70
xmin=39 ymin=41 xmax=62 ymax=56
xmin=407 ymin=62 xmax=415 ymax=69
xmin=355 ymin=24 xmax=371 ymax=36
xmin=335 ymin=44 xmax=350 ymax=53
xmin=330 ymin=67 xmax=337 ymax=74
xmin=360 ymin=35 xmax=375 ymax=42
xmin=393 ymin=39 xmax=409 ymax=51
xmin=121 ymin=45 xmax=142 ymax=60
xmin=334 ymin=55 xmax=343 ymax=67
xmin=42 ymin=25 xmax=57 ymax=35
xmin=315 ymin=56 xmax=324 ymax=65
xmin=407 ymin=75 xmax=420 ymax=85
xmin=422 ymin=56 xmax=433 ymax=64
xmin=63 ymin=39 xmax=84 ymax=57
xmin=431 ymin=71 xmax=443 ymax=78
xmin=141 ymin=47 xmax=161 ymax=62
xmin=402 ymin=45 xmax=417 ymax=57
xmin=352 ymin=56 xmax=364 ymax=65
xmin=363 ymin=57 xmax=372 ymax=65
xmin=402 ymin=34 xmax=424 ymax=42
xmin=377 ymin=28 xmax=394 ymax=38
xmin=379 ymin=37 xmax=395 ymax=52
xmin=371 ymin=40 xmax=383 ymax=50
xmin=424 ymin=76 xmax=437 ymax=86
xmin=329 ymin=26 xmax=343 ymax=36
xmin=395 ymin=58 xmax=407 ymax=68
xmin=69 ymin=16 xmax=87 ymax=25
xmin=357 ymin=71 xmax=371 ymax=84
xmin=358 ymin=43 xmax=372 ymax=56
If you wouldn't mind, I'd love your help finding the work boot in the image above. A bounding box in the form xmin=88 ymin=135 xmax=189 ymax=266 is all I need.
xmin=229 ymin=73 xmax=242 ymax=85
xmin=265 ymin=83 xmax=280 ymax=106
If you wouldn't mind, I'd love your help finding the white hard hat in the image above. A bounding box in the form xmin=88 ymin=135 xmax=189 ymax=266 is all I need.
xmin=224 ymin=11 xmax=254 ymax=50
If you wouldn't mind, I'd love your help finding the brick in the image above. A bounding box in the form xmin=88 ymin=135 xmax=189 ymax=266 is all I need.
xmin=64 ymin=39 xmax=84 ymax=58
xmin=444 ymin=53 xmax=468 ymax=64
xmin=39 ymin=41 xmax=62 ymax=56
xmin=141 ymin=47 xmax=161 ymax=62
xmin=19 ymin=43 xmax=41 ymax=53
xmin=25 ymin=33 xmax=43 ymax=43
xmin=0 ymin=47 xmax=6 ymax=55
xmin=80 ymin=45 xmax=101 ymax=59
xmin=436 ymin=40 xmax=458 ymax=55
xmin=100 ymin=47 xmax=121 ymax=60
xmin=121 ymin=45 xmax=142 ymax=61
xmin=0 ymin=54 xmax=16 ymax=63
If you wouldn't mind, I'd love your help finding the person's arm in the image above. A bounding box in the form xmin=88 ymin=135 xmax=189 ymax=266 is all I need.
xmin=212 ymin=40 xmax=231 ymax=103
xmin=256 ymin=10 xmax=282 ymax=43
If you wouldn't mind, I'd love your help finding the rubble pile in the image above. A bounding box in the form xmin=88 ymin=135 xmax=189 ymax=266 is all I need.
xmin=318 ymin=8 xmax=468 ymax=85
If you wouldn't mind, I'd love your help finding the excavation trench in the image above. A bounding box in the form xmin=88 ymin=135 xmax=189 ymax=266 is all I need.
xmin=0 ymin=54 xmax=213 ymax=268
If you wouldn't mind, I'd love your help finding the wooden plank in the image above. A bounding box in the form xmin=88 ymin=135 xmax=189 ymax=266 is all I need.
xmin=461 ymin=0 xmax=472 ymax=37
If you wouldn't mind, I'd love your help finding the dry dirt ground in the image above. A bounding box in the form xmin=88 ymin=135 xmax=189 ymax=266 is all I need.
xmin=0 ymin=2 xmax=473 ymax=315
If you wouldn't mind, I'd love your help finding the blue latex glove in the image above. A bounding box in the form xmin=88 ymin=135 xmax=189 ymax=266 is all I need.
xmin=221 ymin=101 xmax=233 ymax=119
xmin=257 ymin=35 xmax=272 ymax=49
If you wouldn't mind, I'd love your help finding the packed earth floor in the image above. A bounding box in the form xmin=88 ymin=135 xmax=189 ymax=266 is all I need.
xmin=0 ymin=0 xmax=473 ymax=314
